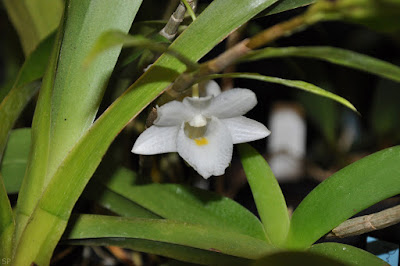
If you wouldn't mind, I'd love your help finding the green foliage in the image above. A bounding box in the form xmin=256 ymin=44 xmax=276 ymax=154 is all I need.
xmin=92 ymin=167 xmax=267 ymax=241
xmin=204 ymin=73 xmax=357 ymax=111
xmin=242 ymin=46 xmax=400 ymax=83
xmin=285 ymin=146 xmax=400 ymax=249
xmin=239 ymin=144 xmax=289 ymax=246
xmin=1 ymin=129 xmax=31 ymax=194
xmin=309 ymin=243 xmax=388 ymax=266
xmin=3 ymin=0 xmax=63 ymax=56
xmin=65 ymin=214 xmax=273 ymax=261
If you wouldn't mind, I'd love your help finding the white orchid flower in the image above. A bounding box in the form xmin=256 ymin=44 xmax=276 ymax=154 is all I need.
xmin=131 ymin=81 xmax=271 ymax=179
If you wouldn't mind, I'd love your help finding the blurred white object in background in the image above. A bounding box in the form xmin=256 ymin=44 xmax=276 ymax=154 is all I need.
xmin=267 ymin=103 xmax=306 ymax=182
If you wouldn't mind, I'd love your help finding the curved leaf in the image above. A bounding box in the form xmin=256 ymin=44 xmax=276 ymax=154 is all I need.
xmin=202 ymin=73 xmax=357 ymax=112
xmin=65 ymin=214 xmax=274 ymax=259
xmin=309 ymin=243 xmax=388 ymax=266
xmin=0 ymin=34 xmax=54 ymax=161
xmin=85 ymin=31 xmax=198 ymax=71
xmin=239 ymin=144 xmax=289 ymax=246
xmin=241 ymin=46 xmax=400 ymax=83
xmin=285 ymin=146 xmax=400 ymax=249
xmin=94 ymin=167 xmax=267 ymax=241
xmin=258 ymin=0 xmax=315 ymax=17
xmin=15 ymin=0 xmax=282 ymax=264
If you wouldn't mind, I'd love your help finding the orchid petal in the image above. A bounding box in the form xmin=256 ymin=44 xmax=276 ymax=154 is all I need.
xmin=204 ymin=89 xmax=257 ymax=118
xmin=154 ymin=101 xmax=193 ymax=126
xmin=131 ymin=125 xmax=179 ymax=155
xmin=177 ymin=117 xmax=233 ymax=179
xmin=183 ymin=95 xmax=213 ymax=113
xmin=205 ymin=80 xmax=221 ymax=97
xmin=222 ymin=116 xmax=271 ymax=144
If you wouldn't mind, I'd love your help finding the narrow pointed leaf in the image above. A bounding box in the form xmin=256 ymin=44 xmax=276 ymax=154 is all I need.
xmin=0 ymin=34 xmax=54 ymax=161
xmin=242 ymin=46 xmax=400 ymax=83
xmin=15 ymin=0 xmax=142 ymax=249
xmin=65 ymin=214 xmax=274 ymax=259
xmin=258 ymin=0 xmax=315 ymax=17
xmin=239 ymin=144 xmax=290 ymax=246
xmin=309 ymin=243 xmax=388 ymax=266
xmin=285 ymin=146 xmax=400 ymax=249
xmin=15 ymin=0 xmax=282 ymax=263
xmin=85 ymin=31 xmax=198 ymax=71
xmin=203 ymin=73 xmax=357 ymax=112
xmin=94 ymin=167 xmax=267 ymax=241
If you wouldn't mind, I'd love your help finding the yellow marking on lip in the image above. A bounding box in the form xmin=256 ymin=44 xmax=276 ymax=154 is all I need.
xmin=195 ymin=137 xmax=208 ymax=146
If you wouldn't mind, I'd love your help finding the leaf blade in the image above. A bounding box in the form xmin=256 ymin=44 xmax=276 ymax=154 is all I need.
xmin=239 ymin=144 xmax=290 ymax=246
xmin=65 ymin=214 xmax=274 ymax=259
xmin=285 ymin=146 xmax=400 ymax=249
xmin=242 ymin=46 xmax=400 ymax=83
xmin=202 ymin=73 xmax=357 ymax=112
xmin=309 ymin=243 xmax=388 ymax=266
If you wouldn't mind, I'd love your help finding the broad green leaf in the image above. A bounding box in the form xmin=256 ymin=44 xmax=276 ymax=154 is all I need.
xmin=0 ymin=34 xmax=54 ymax=161
xmin=14 ymin=0 xmax=281 ymax=264
xmin=65 ymin=214 xmax=274 ymax=260
xmin=202 ymin=73 xmax=356 ymax=112
xmin=3 ymin=0 xmax=63 ymax=56
xmin=14 ymin=0 xmax=142 ymax=251
xmin=252 ymin=250 xmax=346 ymax=266
xmin=67 ymin=238 xmax=249 ymax=266
xmin=309 ymin=243 xmax=388 ymax=266
xmin=94 ymin=167 xmax=267 ymax=241
xmin=1 ymin=129 xmax=31 ymax=194
xmin=258 ymin=0 xmax=315 ymax=17
xmin=241 ymin=46 xmax=400 ymax=83
xmin=285 ymin=146 xmax=400 ymax=249
xmin=85 ymin=31 xmax=198 ymax=71
xmin=84 ymin=181 xmax=161 ymax=219
xmin=238 ymin=144 xmax=289 ymax=246
xmin=0 ymin=173 xmax=14 ymax=259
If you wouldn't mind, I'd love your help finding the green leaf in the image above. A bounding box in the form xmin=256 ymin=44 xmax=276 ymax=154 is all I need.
xmin=0 ymin=34 xmax=54 ymax=162
xmin=238 ymin=144 xmax=289 ymax=246
xmin=252 ymin=250 xmax=346 ymax=266
xmin=65 ymin=214 xmax=274 ymax=260
xmin=14 ymin=0 xmax=281 ymax=264
xmin=85 ymin=31 xmax=198 ymax=71
xmin=14 ymin=0 xmax=142 ymax=250
xmin=258 ymin=0 xmax=315 ymax=17
xmin=84 ymin=181 xmax=161 ymax=219
xmin=94 ymin=167 xmax=267 ymax=241
xmin=202 ymin=73 xmax=357 ymax=112
xmin=67 ymin=238 xmax=249 ymax=266
xmin=241 ymin=46 xmax=400 ymax=83
xmin=1 ymin=129 xmax=31 ymax=194
xmin=0 ymin=173 xmax=14 ymax=259
xmin=309 ymin=243 xmax=388 ymax=266
xmin=3 ymin=0 xmax=63 ymax=56
xmin=285 ymin=146 xmax=400 ymax=249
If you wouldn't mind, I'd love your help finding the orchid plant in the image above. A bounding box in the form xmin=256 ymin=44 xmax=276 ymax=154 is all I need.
xmin=0 ymin=0 xmax=400 ymax=265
